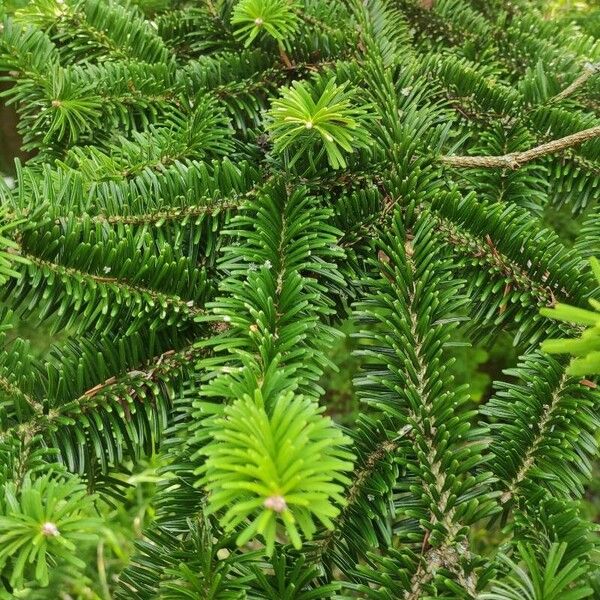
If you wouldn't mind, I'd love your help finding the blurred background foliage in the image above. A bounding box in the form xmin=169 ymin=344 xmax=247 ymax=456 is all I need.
xmin=0 ymin=0 xmax=598 ymax=597
xmin=545 ymin=0 xmax=600 ymax=36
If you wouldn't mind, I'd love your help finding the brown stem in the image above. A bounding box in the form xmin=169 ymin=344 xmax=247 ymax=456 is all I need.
xmin=278 ymin=44 xmax=293 ymax=69
xmin=552 ymin=62 xmax=600 ymax=103
xmin=441 ymin=125 xmax=600 ymax=169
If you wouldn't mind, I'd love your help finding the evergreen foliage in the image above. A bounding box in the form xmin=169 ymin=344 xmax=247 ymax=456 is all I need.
xmin=231 ymin=0 xmax=299 ymax=48
xmin=0 ymin=0 xmax=599 ymax=597
xmin=542 ymin=257 xmax=600 ymax=374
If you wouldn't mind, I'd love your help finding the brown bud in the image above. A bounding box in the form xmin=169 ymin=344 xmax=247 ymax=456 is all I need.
xmin=378 ymin=250 xmax=390 ymax=264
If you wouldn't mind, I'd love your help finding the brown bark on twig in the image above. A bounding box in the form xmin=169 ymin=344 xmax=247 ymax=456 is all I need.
xmin=440 ymin=125 xmax=600 ymax=169
xmin=278 ymin=45 xmax=293 ymax=69
xmin=552 ymin=62 xmax=600 ymax=103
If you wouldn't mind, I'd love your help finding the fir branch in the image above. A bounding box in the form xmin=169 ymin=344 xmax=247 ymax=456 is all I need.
xmin=400 ymin=244 xmax=479 ymax=597
xmin=313 ymin=432 xmax=404 ymax=561
xmin=87 ymin=199 xmax=242 ymax=226
xmin=441 ymin=125 xmax=600 ymax=169
xmin=0 ymin=341 xmax=204 ymax=444
xmin=484 ymin=353 xmax=599 ymax=505
xmin=432 ymin=216 xmax=561 ymax=307
xmin=22 ymin=253 xmax=204 ymax=318
xmin=551 ymin=62 xmax=600 ymax=102
xmin=3 ymin=0 xmax=600 ymax=594
xmin=58 ymin=7 xmax=131 ymax=60
xmin=406 ymin=541 xmax=478 ymax=600
xmin=60 ymin=344 xmax=203 ymax=419
xmin=499 ymin=370 xmax=569 ymax=505
xmin=0 ymin=375 xmax=43 ymax=417
xmin=346 ymin=216 xmax=496 ymax=595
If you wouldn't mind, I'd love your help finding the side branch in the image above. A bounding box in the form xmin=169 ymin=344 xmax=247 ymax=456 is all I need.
xmin=441 ymin=125 xmax=600 ymax=169
xmin=552 ymin=62 xmax=600 ymax=102
xmin=0 ymin=342 xmax=205 ymax=442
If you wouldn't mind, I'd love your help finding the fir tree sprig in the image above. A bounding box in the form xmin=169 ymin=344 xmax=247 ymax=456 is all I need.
xmin=267 ymin=77 xmax=374 ymax=169
xmin=231 ymin=0 xmax=300 ymax=48
xmin=0 ymin=474 xmax=100 ymax=589
xmin=0 ymin=0 xmax=599 ymax=596
xmin=198 ymin=389 xmax=353 ymax=554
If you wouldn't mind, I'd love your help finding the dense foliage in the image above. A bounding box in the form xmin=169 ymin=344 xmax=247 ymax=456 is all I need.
xmin=0 ymin=0 xmax=599 ymax=597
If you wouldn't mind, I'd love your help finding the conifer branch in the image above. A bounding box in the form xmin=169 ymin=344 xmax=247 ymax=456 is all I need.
xmin=407 ymin=541 xmax=477 ymax=599
xmin=0 ymin=376 xmax=43 ymax=416
xmin=313 ymin=435 xmax=403 ymax=559
xmin=431 ymin=216 xmax=562 ymax=306
xmin=0 ymin=342 xmax=203 ymax=442
xmin=440 ymin=125 xmax=600 ymax=169
xmin=22 ymin=253 xmax=204 ymax=317
xmin=402 ymin=250 xmax=476 ymax=596
xmin=5 ymin=180 xmax=263 ymax=226
xmin=3 ymin=0 xmax=600 ymax=594
xmin=65 ymin=344 xmax=204 ymax=415
xmin=90 ymin=200 xmax=241 ymax=226
xmin=292 ymin=8 xmax=336 ymax=34
xmin=552 ymin=62 xmax=600 ymax=103
xmin=499 ymin=371 xmax=569 ymax=505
